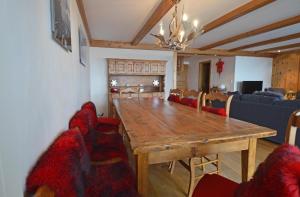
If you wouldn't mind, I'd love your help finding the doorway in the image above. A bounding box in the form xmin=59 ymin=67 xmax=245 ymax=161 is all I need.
xmin=199 ymin=61 xmax=211 ymax=93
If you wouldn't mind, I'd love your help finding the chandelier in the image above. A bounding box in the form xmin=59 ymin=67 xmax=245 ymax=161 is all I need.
xmin=151 ymin=0 xmax=203 ymax=51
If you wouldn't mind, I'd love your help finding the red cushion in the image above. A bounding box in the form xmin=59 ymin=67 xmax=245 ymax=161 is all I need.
xmin=168 ymin=95 xmax=181 ymax=103
xmin=202 ymin=106 xmax=227 ymax=116
xmin=26 ymin=130 xmax=90 ymax=196
xmin=235 ymin=144 xmax=300 ymax=197
xmin=193 ymin=174 xmax=239 ymax=197
xmin=180 ymin=98 xmax=198 ymax=108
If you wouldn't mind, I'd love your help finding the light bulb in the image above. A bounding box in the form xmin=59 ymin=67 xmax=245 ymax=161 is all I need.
xmin=180 ymin=30 xmax=185 ymax=42
xmin=182 ymin=13 xmax=188 ymax=21
xmin=159 ymin=22 xmax=164 ymax=35
xmin=193 ymin=20 xmax=199 ymax=28
xmin=160 ymin=28 xmax=165 ymax=36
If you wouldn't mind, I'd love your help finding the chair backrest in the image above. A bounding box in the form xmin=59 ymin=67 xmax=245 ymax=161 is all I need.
xmin=285 ymin=110 xmax=300 ymax=145
xmin=182 ymin=90 xmax=202 ymax=111
xmin=202 ymin=92 xmax=233 ymax=116
xmin=170 ymin=89 xmax=183 ymax=98
xmin=119 ymin=87 xmax=140 ymax=99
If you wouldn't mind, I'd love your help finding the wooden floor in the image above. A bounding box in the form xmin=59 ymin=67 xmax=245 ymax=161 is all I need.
xmin=147 ymin=139 xmax=278 ymax=197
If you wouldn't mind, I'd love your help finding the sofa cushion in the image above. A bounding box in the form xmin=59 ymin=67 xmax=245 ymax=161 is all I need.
xmin=240 ymin=94 xmax=278 ymax=104
xmin=167 ymin=95 xmax=181 ymax=103
xmin=26 ymin=130 xmax=89 ymax=196
xmin=254 ymin=91 xmax=284 ymax=100
xmin=265 ymin=88 xmax=286 ymax=95
xmin=235 ymin=144 xmax=300 ymax=197
xmin=202 ymin=106 xmax=226 ymax=116
xmin=273 ymin=100 xmax=300 ymax=109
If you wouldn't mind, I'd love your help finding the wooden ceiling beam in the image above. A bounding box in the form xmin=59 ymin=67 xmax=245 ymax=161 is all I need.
xmin=230 ymin=32 xmax=300 ymax=51
xmin=90 ymin=40 xmax=168 ymax=50
xmin=90 ymin=40 xmax=275 ymax=57
xmin=203 ymin=0 xmax=275 ymax=34
xmin=256 ymin=43 xmax=300 ymax=53
xmin=76 ymin=0 xmax=92 ymax=41
xmin=199 ymin=15 xmax=300 ymax=50
xmin=181 ymin=48 xmax=275 ymax=58
xmin=131 ymin=0 xmax=177 ymax=45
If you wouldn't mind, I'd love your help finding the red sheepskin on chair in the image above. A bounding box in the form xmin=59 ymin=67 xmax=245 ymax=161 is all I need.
xmin=235 ymin=144 xmax=300 ymax=197
xmin=167 ymin=95 xmax=181 ymax=103
xmin=81 ymin=101 xmax=120 ymax=131
xmin=180 ymin=98 xmax=198 ymax=108
xmin=26 ymin=130 xmax=90 ymax=197
xmin=202 ymin=106 xmax=227 ymax=116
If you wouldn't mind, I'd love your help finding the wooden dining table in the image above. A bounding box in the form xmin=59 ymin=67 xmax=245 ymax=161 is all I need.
xmin=112 ymin=97 xmax=276 ymax=197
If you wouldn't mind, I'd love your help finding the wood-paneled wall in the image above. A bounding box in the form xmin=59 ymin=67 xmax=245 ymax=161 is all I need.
xmin=272 ymin=53 xmax=300 ymax=92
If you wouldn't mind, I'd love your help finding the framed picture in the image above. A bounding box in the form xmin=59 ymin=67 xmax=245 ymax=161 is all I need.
xmin=79 ymin=26 xmax=89 ymax=67
xmin=50 ymin=0 xmax=72 ymax=52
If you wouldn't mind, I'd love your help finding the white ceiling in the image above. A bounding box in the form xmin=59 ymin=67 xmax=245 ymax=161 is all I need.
xmin=83 ymin=0 xmax=300 ymax=51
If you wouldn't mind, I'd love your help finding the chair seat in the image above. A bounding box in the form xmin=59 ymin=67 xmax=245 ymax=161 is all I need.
xmin=192 ymin=174 xmax=238 ymax=197
xmin=202 ymin=106 xmax=227 ymax=116
xmin=90 ymin=145 xmax=128 ymax=162
xmin=98 ymin=117 xmax=120 ymax=126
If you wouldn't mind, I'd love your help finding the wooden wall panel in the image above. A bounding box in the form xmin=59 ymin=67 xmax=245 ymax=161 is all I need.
xmin=272 ymin=53 xmax=300 ymax=92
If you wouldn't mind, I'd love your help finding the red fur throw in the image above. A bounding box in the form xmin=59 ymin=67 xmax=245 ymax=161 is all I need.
xmin=82 ymin=101 xmax=120 ymax=129
xmin=180 ymin=98 xmax=198 ymax=108
xmin=168 ymin=95 xmax=181 ymax=103
xmin=202 ymin=106 xmax=226 ymax=116
xmin=235 ymin=144 xmax=300 ymax=197
xmin=26 ymin=130 xmax=90 ymax=196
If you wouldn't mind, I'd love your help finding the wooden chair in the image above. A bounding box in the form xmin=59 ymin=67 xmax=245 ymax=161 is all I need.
xmin=169 ymin=88 xmax=183 ymax=97
xmin=192 ymin=109 xmax=300 ymax=197
xmin=182 ymin=90 xmax=202 ymax=112
xmin=285 ymin=109 xmax=300 ymax=145
xmin=182 ymin=92 xmax=232 ymax=196
xmin=119 ymin=87 xmax=140 ymax=99
xmin=202 ymin=92 xmax=234 ymax=117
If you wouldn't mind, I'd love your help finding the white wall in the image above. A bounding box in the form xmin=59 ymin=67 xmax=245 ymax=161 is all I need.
xmin=234 ymin=56 xmax=273 ymax=91
xmin=90 ymin=48 xmax=175 ymax=116
xmin=0 ymin=1 xmax=90 ymax=196
xmin=186 ymin=56 xmax=236 ymax=91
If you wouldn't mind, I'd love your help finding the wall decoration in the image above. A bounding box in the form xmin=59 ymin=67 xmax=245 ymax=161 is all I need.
xmin=216 ymin=58 xmax=224 ymax=76
xmin=79 ymin=26 xmax=89 ymax=66
xmin=51 ymin=0 xmax=72 ymax=52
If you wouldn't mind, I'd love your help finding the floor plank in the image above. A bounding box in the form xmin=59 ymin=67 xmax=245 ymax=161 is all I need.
xmin=148 ymin=139 xmax=278 ymax=197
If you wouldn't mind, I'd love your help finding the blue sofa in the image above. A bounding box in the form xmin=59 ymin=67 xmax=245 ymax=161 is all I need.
xmin=229 ymin=94 xmax=300 ymax=146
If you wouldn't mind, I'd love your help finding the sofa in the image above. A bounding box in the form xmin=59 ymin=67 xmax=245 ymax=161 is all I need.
xmin=25 ymin=101 xmax=137 ymax=197
xmin=229 ymin=94 xmax=300 ymax=146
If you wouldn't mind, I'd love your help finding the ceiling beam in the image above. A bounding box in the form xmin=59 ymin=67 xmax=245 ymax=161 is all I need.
xmin=203 ymin=0 xmax=275 ymax=34
xmin=90 ymin=40 xmax=168 ymax=50
xmin=131 ymin=0 xmax=177 ymax=45
xmin=181 ymin=48 xmax=275 ymax=58
xmin=230 ymin=32 xmax=300 ymax=51
xmin=199 ymin=15 xmax=300 ymax=50
xmin=76 ymin=0 xmax=92 ymax=41
xmin=90 ymin=39 xmax=275 ymax=57
xmin=256 ymin=42 xmax=300 ymax=53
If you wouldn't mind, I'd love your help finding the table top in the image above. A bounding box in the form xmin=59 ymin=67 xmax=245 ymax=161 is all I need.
xmin=113 ymin=98 xmax=277 ymax=154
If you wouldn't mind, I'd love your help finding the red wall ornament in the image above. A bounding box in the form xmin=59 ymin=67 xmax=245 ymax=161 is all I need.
xmin=216 ymin=58 xmax=224 ymax=76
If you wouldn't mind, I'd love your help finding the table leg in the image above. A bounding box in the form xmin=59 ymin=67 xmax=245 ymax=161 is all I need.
xmin=241 ymin=138 xmax=257 ymax=182
xmin=136 ymin=153 xmax=149 ymax=197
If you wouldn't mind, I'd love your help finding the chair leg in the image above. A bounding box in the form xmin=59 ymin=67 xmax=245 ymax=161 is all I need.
xmin=188 ymin=158 xmax=196 ymax=197
xmin=168 ymin=161 xmax=176 ymax=174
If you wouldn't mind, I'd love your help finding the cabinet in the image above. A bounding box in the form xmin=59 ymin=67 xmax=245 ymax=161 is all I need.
xmin=107 ymin=58 xmax=167 ymax=116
